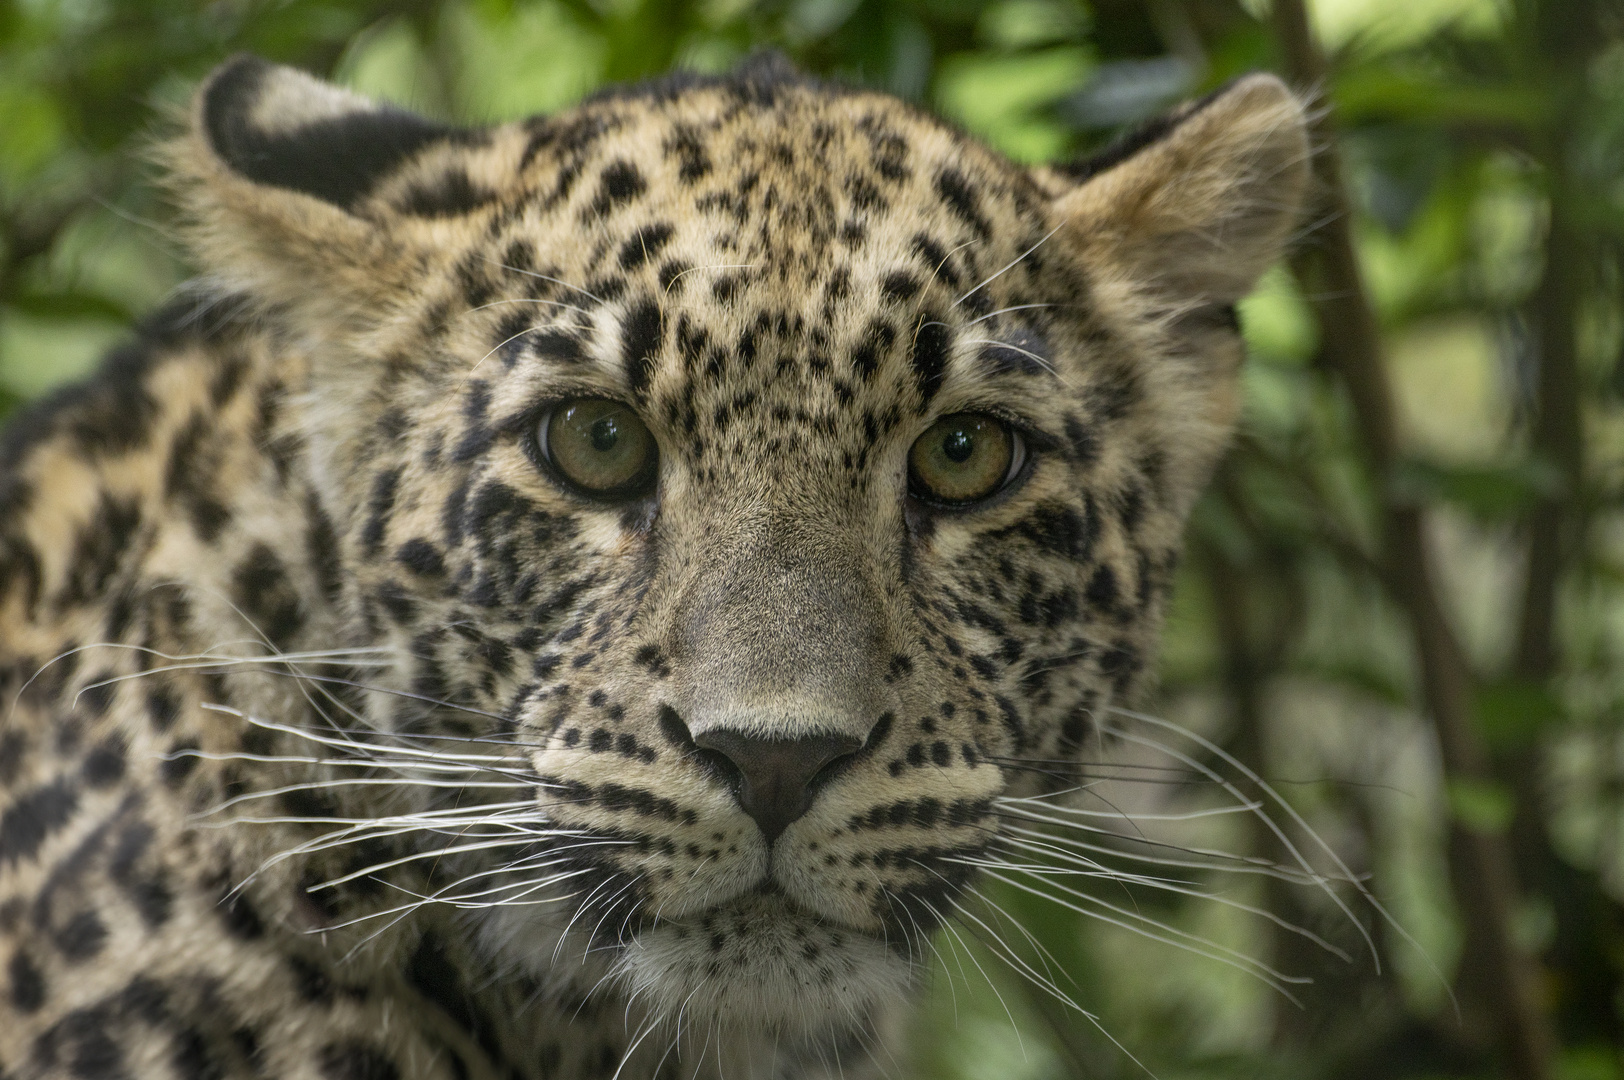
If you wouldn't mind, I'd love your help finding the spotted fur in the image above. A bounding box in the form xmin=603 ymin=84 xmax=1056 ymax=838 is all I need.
xmin=0 ymin=53 xmax=1308 ymax=1079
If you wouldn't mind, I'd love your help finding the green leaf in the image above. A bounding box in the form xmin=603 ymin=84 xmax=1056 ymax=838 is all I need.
xmin=9 ymin=290 xmax=134 ymax=323
xmin=976 ymin=0 xmax=1086 ymax=50
xmin=0 ymin=80 xmax=64 ymax=193
xmin=1389 ymin=457 xmax=1565 ymax=520
xmin=1447 ymin=777 xmax=1514 ymax=834
xmin=1475 ymin=680 xmax=1564 ymax=750
xmin=1334 ymin=68 xmax=1548 ymax=128
xmin=934 ymin=46 xmax=1091 ymax=163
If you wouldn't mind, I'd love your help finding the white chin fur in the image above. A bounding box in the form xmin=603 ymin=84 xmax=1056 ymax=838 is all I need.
xmin=615 ymin=891 xmax=914 ymax=1041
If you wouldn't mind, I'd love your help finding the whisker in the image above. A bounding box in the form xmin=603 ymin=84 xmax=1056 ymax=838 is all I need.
xmin=493 ymin=263 xmax=604 ymax=304
xmin=956 ymin=337 xmax=1059 ymax=377
xmin=954 ymin=223 xmax=1065 ymax=307
xmin=1100 ymin=714 xmax=1380 ymax=965
xmin=662 ymin=262 xmax=758 ymax=295
xmin=963 ymin=303 xmax=1060 ymax=327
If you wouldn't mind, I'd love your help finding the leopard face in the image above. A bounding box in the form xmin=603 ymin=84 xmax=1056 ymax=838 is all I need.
xmin=159 ymin=54 xmax=1306 ymax=1055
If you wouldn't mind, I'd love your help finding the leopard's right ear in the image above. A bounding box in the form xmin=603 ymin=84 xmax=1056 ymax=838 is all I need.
xmin=167 ymin=55 xmax=506 ymax=322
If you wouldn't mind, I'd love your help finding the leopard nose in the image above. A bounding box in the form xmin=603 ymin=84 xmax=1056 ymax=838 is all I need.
xmin=692 ymin=730 xmax=863 ymax=843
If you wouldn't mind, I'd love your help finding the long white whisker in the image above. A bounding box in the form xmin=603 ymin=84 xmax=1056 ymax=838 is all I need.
xmin=1101 ymin=714 xmax=1379 ymax=965
xmin=954 ymin=223 xmax=1065 ymax=307
xmin=494 ymin=263 xmax=604 ymax=303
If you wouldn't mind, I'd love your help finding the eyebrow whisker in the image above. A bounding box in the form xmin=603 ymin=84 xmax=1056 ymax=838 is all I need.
xmin=959 ymin=337 xmax=1061 ymax=379
xmin=954 ymin=223 xmax=1065 ymax=308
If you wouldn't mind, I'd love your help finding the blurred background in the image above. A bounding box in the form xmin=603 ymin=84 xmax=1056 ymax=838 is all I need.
xmin=1 ymin=0 xmax=1621 ymax=1076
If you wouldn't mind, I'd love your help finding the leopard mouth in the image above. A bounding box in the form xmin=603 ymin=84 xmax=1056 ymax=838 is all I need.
xmin=612 ymin=887 xmax=915 ymax=1038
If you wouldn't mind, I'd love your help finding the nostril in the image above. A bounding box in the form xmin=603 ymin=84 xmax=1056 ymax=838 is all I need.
xmin=691 ymin=729 xmax=863 ymax=844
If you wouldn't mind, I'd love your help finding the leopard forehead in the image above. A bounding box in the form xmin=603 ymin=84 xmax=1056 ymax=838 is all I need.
xmin=398 ymin=82 xmax=1081 ymax=441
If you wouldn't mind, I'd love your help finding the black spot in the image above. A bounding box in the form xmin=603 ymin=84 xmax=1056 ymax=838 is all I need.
xmin=81 ymin=740 xmax=126 ymax=788
xmin=288 ymin=955 xmax=334 ymax=1003
xmin=56 ymin=910 xmax=107 ymax=960
xmin=203 ymin=55 xmax=472 ymax=212
xmin=406 ymin=934 xmax=505 ymax=1066
xmin=360 ymin=468 xmax=402 ymax=555
xmin=217 ymin=888 xmax=265 ymax=940
xmin=171 ymin=1027 xmax=222 ymax=1080
xmin=1085 ymin=564 xmax=1118 ymax=612
xmin=77 ymin=679 xmax=115 ymax=719
xmin=375 ymin=580 xmax=417 ymax=624
xmin=910 ymin=235 xmax=961 ymax=289
xmin=305 ymin=494 xmax=345 ymax=605
xmin=0 ymin=731 xmax=25 ymax=786
xmin=452 ymin=381 xmax=495 ymax=461
xmin=1064 ymin=415 xmax=1098 ymax=466
xmin=934 ymin=168 xmax=991 ymax=238
xmin=1006 ymin=501 xmax=1098 ymax=562
xmin=162 ymin=743 xmax=199 ymax=786
xmin=9 ymin=949 xmax=44 ymax=1011
xmin=0 ymin=780 xmax=77 ymax=866
xmin=48 ymin=1007 xmax=127 ymax=1080
xmin=909 ymin=319 xmax=952 ymax=407
xmin=60 ymin=495 xmax=142 ymax=607
xmin=591 ymin=160 xmax=647 ymax=215
xmin=531 ymin=330 xmax=586 ymax=365
xmin=980 ymin=327 xmax=1051 ymax=377
xmin=658 ymin=260 xmax=692 ymax=293
xmin=880 ymin=273 xmax=920 ymax=304
xmin=621 ymin=300 xmax=665 ymax=398
xmin=165 ymin=414 xmax=231 ymax=542
xmin=395 ymin=539 xmax=445 ymax=577
xmin=665 ymin=126 xmax=712 ymax=183
xmin=231 ymin=544 xmax=303 ymax=650
xmin=1100 ymin=643 xmax=1142 ymax=695
xmin=319 ymin=1041 xmax=400 ymax=1080
xmin=618 ymin=223 xmax=676 ymax=270
xmin=1093 ymin=365 xmax=1142 ymax=421
xmin=396 ymin=167 xmax=497 ymax=217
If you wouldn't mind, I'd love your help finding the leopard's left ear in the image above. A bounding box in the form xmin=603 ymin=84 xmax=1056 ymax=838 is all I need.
xmin=1049 ymin=73 xmax=1310 ymax=307
xmin=166 ymin=55 xmax=508 ymax=323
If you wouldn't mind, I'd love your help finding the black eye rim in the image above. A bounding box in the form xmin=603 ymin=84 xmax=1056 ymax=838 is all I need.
xmin=905 ymin=412 xmax=1033 ymax=511
xmin=532 ymin=397 xmax=660 ymax=502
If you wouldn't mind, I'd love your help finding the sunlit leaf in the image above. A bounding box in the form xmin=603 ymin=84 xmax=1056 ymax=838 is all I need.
xmin=1475 ymin=680 xmax=1565 ymax=750
xmin=1447 ymin=777 xmax=1514 ymax=834
xmin=934 ymin=46 xmax=1091 ymax=162
xmin=1389 ymin=457 xmax=1565 ymax=519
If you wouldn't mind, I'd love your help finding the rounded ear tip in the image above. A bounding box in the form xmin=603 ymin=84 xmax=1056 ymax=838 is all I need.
xmin=197 ymin=53 xmax=276 ymax=160
xmin=1209 ymin=72 xmax=1306 ymax=122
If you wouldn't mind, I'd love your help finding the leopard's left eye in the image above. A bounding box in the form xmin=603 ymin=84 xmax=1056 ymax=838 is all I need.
xmin=907 ymin=413 xmax=1025 ymax=506
xmin=538 ymin=399 xmax=658 ymax=499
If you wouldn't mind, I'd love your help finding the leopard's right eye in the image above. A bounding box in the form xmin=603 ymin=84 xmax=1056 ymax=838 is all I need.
xmin=538 ymin=399 xmax=658 ymax=499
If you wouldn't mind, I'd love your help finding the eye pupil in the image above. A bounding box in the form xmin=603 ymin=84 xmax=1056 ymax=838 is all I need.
xmin=590 ymin=418 xmax=619 ymax=453
xmin=942 ymin=429 xmax=973 ymax=464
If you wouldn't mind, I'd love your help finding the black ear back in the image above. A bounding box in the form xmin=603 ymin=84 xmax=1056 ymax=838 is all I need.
xmin=201 ymin=54 xmax=475 ymax=213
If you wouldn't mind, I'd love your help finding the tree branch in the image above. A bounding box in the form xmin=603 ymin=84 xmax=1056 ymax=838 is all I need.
xmin=1267 ymin=3 xmax=1556 ymax=1077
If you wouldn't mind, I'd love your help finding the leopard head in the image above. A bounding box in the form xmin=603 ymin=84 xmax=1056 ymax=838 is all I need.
xmin=170 ymin=53 xmax=1308 ymax=1049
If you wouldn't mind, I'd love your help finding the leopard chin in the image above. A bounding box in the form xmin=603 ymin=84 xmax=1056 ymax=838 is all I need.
xmin=614 ymin=890 xmax=913 ymax=1040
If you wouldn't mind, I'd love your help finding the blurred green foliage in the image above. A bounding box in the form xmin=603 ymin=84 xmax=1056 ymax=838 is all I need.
xmin=5 ymin=0 xmax=1624 ymax=1077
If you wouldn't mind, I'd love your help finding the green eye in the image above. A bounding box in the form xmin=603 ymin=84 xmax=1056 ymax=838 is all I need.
xmin=541 ymin=399 xmax=658 ymax=498
xmin=908 ymin=414 xmax=1023 ymax=505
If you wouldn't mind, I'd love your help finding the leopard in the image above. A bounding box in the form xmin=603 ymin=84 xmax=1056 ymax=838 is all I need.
xmin=0 ymin=51 xmax=1308 ymax=1080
